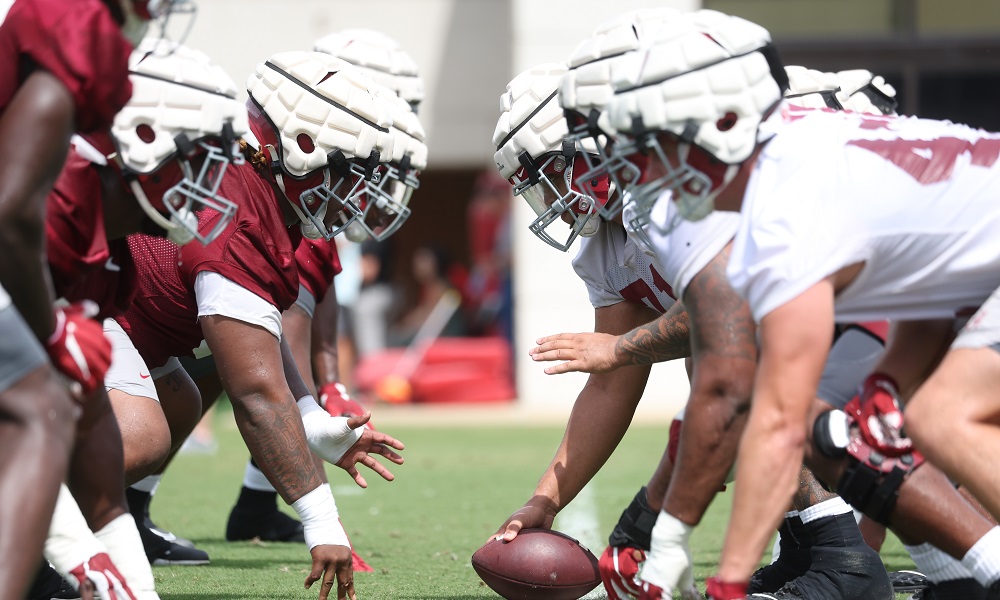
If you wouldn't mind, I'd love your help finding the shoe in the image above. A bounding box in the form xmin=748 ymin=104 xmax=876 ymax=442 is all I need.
xmin=26 ymin=562 xmax=79 ymax=600
xmin=912 ymin=578 xmax=992 ymax=600
xmin=139 ymin=523 xmax=209 ymax=566
xmin=226 ymin=505 xmax=305 ymax=543
xmin=143 ymin=516 xmax=195 ymax=549
xmin=890 ymin=570 xmax=929 ymax=593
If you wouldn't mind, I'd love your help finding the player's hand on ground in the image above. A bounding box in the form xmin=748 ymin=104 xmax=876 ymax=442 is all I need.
xmin=67 ymin=552 xmax=137 ymax=600
xmin=334 ymin=413 xmax=405 ymax=488
xmin=306 ymin=544 xmax=356 ymax=600
xmin=600 ymin=545 xmax=646 ymax=599
xmin=491 ymin=495 xmax=558 ymax=542
xmin=46 ymin=301 xmax=112 ymax=396
xmin=530 ymin=332 xmax=623 ymax=374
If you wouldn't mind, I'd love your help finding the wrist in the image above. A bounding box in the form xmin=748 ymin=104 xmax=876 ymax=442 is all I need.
xmin=290 ymin=485 xmax=349 ymax=550
xmin=706 ymin=576 xmax=748 ymax=600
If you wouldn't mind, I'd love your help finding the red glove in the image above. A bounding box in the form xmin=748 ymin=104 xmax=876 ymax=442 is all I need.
xmin=637 ymin=579 xmax=668 ymax=600
xmin=46 ymin=301 xmax=112 ymax=395
xmin=844 ymin=373 xmax=912 ymax=458
xmin=600 ymin=545 xmax=645 ymax=599
xmin=67 ymin=553 xmax=137 ymax=600
xmin=320 ymin=382 xmax=374 ymax=430
xmin=705 ymin=576 xmax=747 ymax=600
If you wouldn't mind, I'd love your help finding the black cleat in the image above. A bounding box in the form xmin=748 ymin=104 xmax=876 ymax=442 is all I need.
xmin=226 ymin=505 xmax=305 ymax=543
xmin=26 ymin=562 xmax=79 ymax=600
xmin=143 ymin=516 xmax=195 ymax=549
xmin=890 ymin=570 xmax=929 ymax=593
xmin=911 ymin=578 xmax=992 ymax=600
xmin=138 ymin=520 xmax=209 ymax=566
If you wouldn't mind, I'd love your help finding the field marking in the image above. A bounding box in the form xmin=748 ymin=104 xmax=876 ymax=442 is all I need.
xmin=553 ymin=482 xmax=608 ymax=600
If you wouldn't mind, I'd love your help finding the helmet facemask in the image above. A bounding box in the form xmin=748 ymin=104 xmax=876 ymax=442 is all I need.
xmin=346 ymin=153 xmax=416 ymax=242
xmin=562 ymin=110 xmax=637 ymax=221
xmin=124 ymin=127 xmax=242 ymax=246
xmin=512 ymin=145 xmax=607 ymax=252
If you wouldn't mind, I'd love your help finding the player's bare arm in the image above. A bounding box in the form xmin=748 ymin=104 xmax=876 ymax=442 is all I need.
xmin=530 ymin=300 xmax=689 ymax=374
xmin=311 ymin=284 xmax=342 ymax=387
xmin=496 ymin=300 xmax=656 ymax=540
xmin=0 ymin=71 xmax=75 ymax=340
xmin=719 ymin=281 xmax=835 ymax=583
xmin=202 ymin=315 xmax=325 ymax=501
xmin=876 ymin=319 xmax=955 ymax=398
xmin=663 ymin=245 xmax=756 ymax=525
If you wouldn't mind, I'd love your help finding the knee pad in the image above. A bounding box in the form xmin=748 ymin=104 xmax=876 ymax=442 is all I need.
xmin=608 ymin=486 xmax=658 ymax=550
xmin=815 ymin=408 xmax=924 ymax=524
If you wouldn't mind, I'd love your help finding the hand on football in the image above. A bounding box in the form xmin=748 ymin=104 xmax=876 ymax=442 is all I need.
xmin=334 ymin=413 xmax=405 ymax=488
xmin=491 ymin=495 xmax=558 ymax=543
xmin=530 ymin=332 xmax=623 ymax=375
xmin=306 ymin=544 xmax=355 ymax=600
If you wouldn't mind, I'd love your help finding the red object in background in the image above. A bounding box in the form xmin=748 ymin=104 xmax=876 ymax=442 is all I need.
xmin=355 ymin=337 xmax=515 ymax=404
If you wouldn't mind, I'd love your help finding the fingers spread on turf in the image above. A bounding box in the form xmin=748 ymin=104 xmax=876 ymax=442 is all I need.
xmin=305 ymin=560 xmax=324 ymax=589
xmin=336 ymin=562 xmax=354 ymax=600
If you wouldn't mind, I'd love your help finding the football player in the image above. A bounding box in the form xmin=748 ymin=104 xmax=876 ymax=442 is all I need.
xmin=0 ymin=0 xmax=174 ymax=596
xmin=593 ymin=9 xmax=1000 ymax=599
xmin=103 ymin=50 xmax=406 ymax=600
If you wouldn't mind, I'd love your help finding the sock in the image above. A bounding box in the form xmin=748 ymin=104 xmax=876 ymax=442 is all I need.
xmin=95 ymin=514 xmax=159 ymax=600
xmin=242 ymin=458 xmax=276 ymax=492
xmin=234 ymin=486 xmax=280 ymax=514
xmin=44 ymin=485 xmax=106 ymax=576
xmin=127 ymin=475 xmax=162 ymax=524
xmin=800 ymin=498 xmax=864 ymax=548
xmin=962 ymin=526 xmax=1000 ymax=588
xmin=905 ymin=543 xmax=973 ymax=583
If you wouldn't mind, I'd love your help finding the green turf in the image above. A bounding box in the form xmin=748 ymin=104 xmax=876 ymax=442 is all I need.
xmin=150 ymin=412 xmax=916 ymax=599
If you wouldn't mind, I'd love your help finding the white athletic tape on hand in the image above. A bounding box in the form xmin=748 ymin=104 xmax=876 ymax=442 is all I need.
xmin=291 ymin=485 xmax=350 ymax=550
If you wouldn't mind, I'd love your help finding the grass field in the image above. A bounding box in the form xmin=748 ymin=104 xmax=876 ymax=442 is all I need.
xmin=149 ymin=405 xmax=916 ymax=599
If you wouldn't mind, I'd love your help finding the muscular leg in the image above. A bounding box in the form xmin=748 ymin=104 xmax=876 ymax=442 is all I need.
xmin=0 ymin=366 xmax=76 ymax=599
xmin=67 ymin=387 xmax=128 ymax=531
xmin=108 ymin=389 xmax=170 ymax=485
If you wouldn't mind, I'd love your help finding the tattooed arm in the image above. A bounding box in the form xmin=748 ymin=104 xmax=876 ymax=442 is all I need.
xmin=201 ymin=315 xmax=324 ymax=503
xmin=530 ymin=294 xmax=690 ymax=375
xmin=662 ymin=241 xmax=758 ymax=525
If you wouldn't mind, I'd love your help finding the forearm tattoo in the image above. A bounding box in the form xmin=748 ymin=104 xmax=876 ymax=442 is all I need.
xmin=615 ymin=304 xmax=692 ymax=366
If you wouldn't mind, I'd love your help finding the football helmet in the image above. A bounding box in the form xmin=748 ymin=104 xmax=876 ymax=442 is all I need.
xmin=314 ymin=29 xmax=424 ymax=111
xmin=494 ymin=62 xmax=610 ymax=252
xmin=106 ymin=38 xmax=247 ymax=246
xmin=558 ymin=8 xmax=681 ymax=220
xmin=784 ymin=66 xmax=897 ymax=115
xmin=343 ymin=86 xmax=428 ymax=242
xmin=246 ymin=51 xmax=395 ymax=241
xmin=604 ymin=9 xmax=788 ymax=228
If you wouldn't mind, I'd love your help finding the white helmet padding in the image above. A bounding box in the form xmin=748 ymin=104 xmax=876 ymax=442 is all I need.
xmin=247 ymin=51 xmax=395 ymax=240
xmin=314 ymin=28 xmax=424 ymax=109
xmin=112 ymin=38 xmax=247 ymax=246
xmin=605 ymin=9 xmax=787 ymax=228
xmin=784 ymin=66 xmax=897 ymax=116
xmin=493 ymin=63 xmax=605 ymax=252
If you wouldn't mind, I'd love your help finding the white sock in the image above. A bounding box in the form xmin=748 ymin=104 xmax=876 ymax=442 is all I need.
xmin=905 ymin=542 xmax=972 ymax=583
xmin=962 ymin=526 xmax=1000 ymax=588
xmin=131 ymin=474 xmax=162 ymax=495
xmin=799 ymin=497 xmax=852 ymax=523
xmin=95 ymin=513 xmax=160 ymax=600
xmin=243 ymin=460 xmax=276 ymax=492
xmin=44 ymin=484 xmax=106 ymax=576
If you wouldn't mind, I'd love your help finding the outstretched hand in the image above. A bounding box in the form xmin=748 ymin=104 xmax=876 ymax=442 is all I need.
xmin=306 ymin=544 xmax=355 ymax=600
xmin=490 ymin=495 xmax=558 ymax=543
xmin=530 ymin=332 xmax=623 ymax=374
xmin=335 ymin=412 xmax=405 ymax=488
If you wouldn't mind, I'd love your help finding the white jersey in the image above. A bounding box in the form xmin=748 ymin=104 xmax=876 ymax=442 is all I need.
xmin=639 ymin=196 xmax=742 ymax=300
xmin=728 ymin=106 xmax=1000 ymax=323
xmin=572 ymin=219 xmax=676 ymax=314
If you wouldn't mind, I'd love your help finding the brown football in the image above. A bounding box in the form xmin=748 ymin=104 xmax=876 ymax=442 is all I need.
xmin=472 ymin=529 xmax=601 ymax=600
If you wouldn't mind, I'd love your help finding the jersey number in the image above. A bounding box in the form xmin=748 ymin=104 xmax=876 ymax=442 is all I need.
xmin=618 ymin=266 xmax=675 ymax=313
xmin=849 ymin=136 xmax=1000 ymax=185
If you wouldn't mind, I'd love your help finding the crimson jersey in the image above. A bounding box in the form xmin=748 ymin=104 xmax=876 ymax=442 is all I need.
xmin=46 ymin=148 xmax=135 ymax=318
xmin=295 ymin=237 xmax=342 ymax=304
xmin=0 ymin=0 xmax=132 ymax=133
xmin=116 ymin=160 xmax=300 ymax=367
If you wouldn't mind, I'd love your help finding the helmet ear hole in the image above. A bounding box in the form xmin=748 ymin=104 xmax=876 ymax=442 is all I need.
xmin=716 ymin=112 xmax=738 ymax=132
xmin=297 ymin=133 xmax=316 ymax=154
xmin=137 ymin=124 xmax=156 ymax=143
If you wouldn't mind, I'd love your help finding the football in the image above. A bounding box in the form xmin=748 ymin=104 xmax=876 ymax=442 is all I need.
xmin=471 ymin=529 xmax=601 ymax=599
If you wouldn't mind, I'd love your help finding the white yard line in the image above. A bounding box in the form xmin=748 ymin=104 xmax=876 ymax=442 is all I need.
xmin=553 ymin=482 xmax=609 ymax=600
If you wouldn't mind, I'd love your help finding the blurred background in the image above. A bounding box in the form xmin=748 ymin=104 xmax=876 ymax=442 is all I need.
xmin=170 ymin=0 xmax=1000 ymax=421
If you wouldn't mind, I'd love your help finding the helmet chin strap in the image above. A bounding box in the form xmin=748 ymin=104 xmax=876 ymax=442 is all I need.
xmin=264 ymin=143 xmax=332 ymax=240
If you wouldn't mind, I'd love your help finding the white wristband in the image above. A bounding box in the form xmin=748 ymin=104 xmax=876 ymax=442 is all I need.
xmin=290 ymin=485 xmax=350 ymax=550
xmin=297 ymin=395 xmax=363 ymax=464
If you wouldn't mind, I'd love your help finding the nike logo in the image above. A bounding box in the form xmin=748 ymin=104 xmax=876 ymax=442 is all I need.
xmin=105 ymin=257 xmax=121 ymax=272
xmin=139 ymin=373 xmax=150 ymax=379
